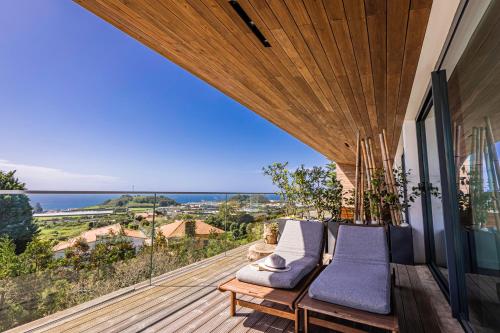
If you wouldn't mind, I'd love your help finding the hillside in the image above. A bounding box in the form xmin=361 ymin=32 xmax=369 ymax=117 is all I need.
xmin=101 ymin=195 xmax=179 ymax=207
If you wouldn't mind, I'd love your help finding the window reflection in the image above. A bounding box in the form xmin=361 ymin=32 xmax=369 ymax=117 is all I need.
xmin=448 ymin=1 xmax=500 ymax=330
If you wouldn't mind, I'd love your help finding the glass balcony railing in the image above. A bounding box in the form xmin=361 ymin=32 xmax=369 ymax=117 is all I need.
xmin=0 ymin=190 xmax=283 ymax=331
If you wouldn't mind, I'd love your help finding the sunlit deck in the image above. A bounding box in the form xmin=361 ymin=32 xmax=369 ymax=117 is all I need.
xmin=9 ymin=243 xmax=461 ymax=333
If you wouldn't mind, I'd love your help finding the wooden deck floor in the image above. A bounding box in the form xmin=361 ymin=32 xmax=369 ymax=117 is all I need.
xmin=9 ymin=243 xmax=462 ymax=333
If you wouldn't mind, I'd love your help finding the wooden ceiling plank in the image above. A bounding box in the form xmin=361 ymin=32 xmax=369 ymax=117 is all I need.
xmin=323 ymin=0 xmax=374 ymax=138
xmin=387 ymin=0 xmax=410 ymax=151
xmin=156 ymin=0 xmax=293 ymax=110
xmin=284 ymin=0 xmax=359 ymax=141
xmin=75 ymin=0 xmax=431 ymax=168
xmin=175 ymin=0 xmax=349 ymax=155
xmin=390 ymin=5 xmax=431 ymax=154
xmin=343 ymin=0 xmax=378 ymax=137
xmin=261 ymin=0 xmax=345 ymax=121
xmin=235 ymin=0 xmax=355 ymax=152
xmin=197 ymin=0 xmax=352 ymax=154
xmin=365 ymin=0 xmax=387 ymax=140
xmin=302 ymin=0 xmax=365 ymax=140
xmin=96 ymin=0 xmax=322 ymax=151
xmin=82 ymin=0 xmax=276 ymax=125
xmin=242 ymin=1 xmax=340 ymax=119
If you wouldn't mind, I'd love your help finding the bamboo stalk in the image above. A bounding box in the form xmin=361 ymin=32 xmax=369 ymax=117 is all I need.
xmin=484 ymin=137 xmax=500 ymax=228
xmin=361 ymin=139 xmax=376 ymax=222
xmin=361 ymin=139 xmax=371 ymax=190
xmin=455 ymin=124 xmax=462 ymax=188
xmin=470 ymin=127 xmax=478 ymax=226
xmin=478 ymin=127 xmax=486 ymax=185
xmin=382 ymin=130 xmax=402 ymax=225
xmin=367 ymin=138 xmax=382 ymax=224
xmin=360 ymin=157 xmax=365 ymax=224
xmin=484 ymin=117 xmax=500 ymax=229
xmin=380 ymin=133 xmax=396 ymax=224
xmin=485 ymin=117 xmax=500 ymax=189
xmin=354 ymin=132 xmax=361 ymax=223
xmin=380 ymin=133 xmax=398 ymax=225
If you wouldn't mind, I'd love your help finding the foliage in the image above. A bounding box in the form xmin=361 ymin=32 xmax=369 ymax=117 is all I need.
xmin=185 ymin=220 xmax=196 ymax=238
xmin=229 ymin=194 xmax=269 ymax=205
xmin=20 ymin=238 xmax=54 ymax=273
xmin=361 ymin=167 xmax=440 ymax=224
xmin=0 ymin=192 xmax=273 ymax=332
xmin=33 ymin=203 xmax=43 ymax=213
xmin=0 ymin=236 xmax=21 ymax=278
xmin=263 ymin=162 xmax=343 ymax=220
xmin=457 ymin=165 xmax=492 ymax=227
xmin=317 ymin=163 xmax=344 ymax=220
xmin=268 ymin=222 xmax=279 ymax=233
xmin=263 ymin=162 xmax=298 ymax=216
xmin=101 ymin=195 xmax=178 ymax=208
xmin=0 ymin=170 xmax=39 ymax=253
xmin=0 ymin=170 xmax=25 ymax=190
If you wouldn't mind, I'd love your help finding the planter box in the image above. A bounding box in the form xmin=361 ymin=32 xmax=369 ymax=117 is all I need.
xmin=389 ymin=225 xmax=414 ymax=265
xmin=325 ymin=220 xmax=341 ymax=254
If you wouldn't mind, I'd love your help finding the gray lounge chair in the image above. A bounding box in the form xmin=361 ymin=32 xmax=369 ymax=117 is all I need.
xmin=298 ymin=225 xmax=398 ymax=332
xmin=218 ymin=219 xmax=325 ymax=333
xmin=308 ymin=224 xmax=391 ymax=314
xmin=236 ymin=219 xmax=324 ymax=289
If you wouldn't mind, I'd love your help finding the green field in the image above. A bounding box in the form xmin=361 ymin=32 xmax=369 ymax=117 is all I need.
xmin=37 ymin=220 xmax=89 ymax=243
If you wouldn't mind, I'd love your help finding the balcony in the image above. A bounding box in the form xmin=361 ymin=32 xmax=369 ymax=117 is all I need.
xmin=1 ymin=191 xmax=461 ymax=332
xmin=5 ymin=249 xmax=462 ymax=333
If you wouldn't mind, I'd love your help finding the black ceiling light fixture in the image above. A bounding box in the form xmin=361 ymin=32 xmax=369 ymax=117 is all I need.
xmin=229 ymin=0 xmax=271 ymax=47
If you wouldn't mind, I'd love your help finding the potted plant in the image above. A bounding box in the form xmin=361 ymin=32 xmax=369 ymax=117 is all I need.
xmin=263 ymin=162 xmax=344 ymax=252
xmin=264 ymin=222 xmax=279 ymax=245
xmin=384 ymin=167 xmax=440 ymax=264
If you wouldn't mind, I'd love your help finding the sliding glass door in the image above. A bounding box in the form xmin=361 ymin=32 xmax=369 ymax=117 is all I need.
xmin=418 ymin=102 xmax=450 ymax=291
xmin=417 ymin=1 xmax=500 ymax=331
xmin=446 ymin=1 xmax=500 ymax=329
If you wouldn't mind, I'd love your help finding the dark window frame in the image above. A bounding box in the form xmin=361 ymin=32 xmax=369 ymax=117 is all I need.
xmin=416 ymin=70 xmax=471 ymax=331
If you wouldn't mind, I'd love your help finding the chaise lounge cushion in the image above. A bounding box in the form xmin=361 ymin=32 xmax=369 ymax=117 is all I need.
xmin=236 ymin=254 xmax=319 ymax=289
xmin=236 ymin=220 xmax=324 ymax=289
xmin=308 ymin=259 xmax=391 ymax=314
xmin=308 ymin=225 xmax=391 ymax=314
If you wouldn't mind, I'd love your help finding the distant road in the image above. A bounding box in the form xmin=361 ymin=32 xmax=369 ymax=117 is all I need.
xmin=34 ymin=210 xmax=114 ymax=217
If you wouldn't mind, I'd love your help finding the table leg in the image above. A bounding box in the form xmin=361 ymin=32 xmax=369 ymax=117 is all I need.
xmin=294 ymin=308 xmax=299 ymax=332
xmin=304 ymin=309 xmax=308 ymax=333
xmin=230 ymin=291 xmax=236 ymax=316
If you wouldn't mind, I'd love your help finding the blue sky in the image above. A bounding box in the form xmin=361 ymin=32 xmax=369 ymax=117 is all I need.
xmin=0 ymin=0 xmax=328 ymax=191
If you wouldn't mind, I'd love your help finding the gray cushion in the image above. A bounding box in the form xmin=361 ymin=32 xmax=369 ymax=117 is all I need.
xmin=236 ymin=220 xmax=324 ymax=289
xmin=275 ymin=219 xmax=324 ymax=259
xmin=309 ymin=225 xmax=391 ymax=314
xmin=236 ymin=254 xmax=318 ymax=289
xmin=309 ymin=260 xmax=391 ymax=314
xmin=334 ymin=225 xmax=388 ymax=264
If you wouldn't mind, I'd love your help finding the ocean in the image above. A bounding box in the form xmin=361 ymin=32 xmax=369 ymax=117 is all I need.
xmin=28 ymin=193 xmax=277 ymax=211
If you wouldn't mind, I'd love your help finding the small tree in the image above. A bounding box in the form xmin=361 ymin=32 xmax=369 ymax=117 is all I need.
xmin=20 ymin=238 xmax=54 ymax=273
xmin=185 ymin=220 xmax=196 ymax=238
xmin=0 ymin=170 xmax=39 ymax=253
xmin=263 ymin=162 xmax=298 ymax=216
xmin=264 ymin=162 xmax=344 ymax=220
xmin=0 ymin=236 xmax=21 ymax=278
xmin=33 ymin=203 xmax=43 ymax=213
xmin=319 ymin=163 xmax=344 ymax=220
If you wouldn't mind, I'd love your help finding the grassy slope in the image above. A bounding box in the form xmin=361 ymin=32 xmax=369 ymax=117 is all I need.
xmin=37 ymin=221 xmax=89 ymax=243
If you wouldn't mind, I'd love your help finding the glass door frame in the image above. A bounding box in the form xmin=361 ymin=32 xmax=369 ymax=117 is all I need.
xmin=416 ymin=94 xmax=450 ymax=294
xmin=416 ymin=70 xmax=469 ymax=322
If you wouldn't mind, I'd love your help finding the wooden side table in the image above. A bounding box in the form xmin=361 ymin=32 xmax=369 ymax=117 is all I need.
xmin=247 ymin=243 xmax=276 ymax=261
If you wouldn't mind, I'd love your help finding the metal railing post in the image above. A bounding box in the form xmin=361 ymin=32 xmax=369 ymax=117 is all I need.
xmin=149 ymin=193 xmax=156 ymax=286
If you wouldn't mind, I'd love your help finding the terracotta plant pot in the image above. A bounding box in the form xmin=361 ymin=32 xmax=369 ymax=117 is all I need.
xmin=265 ymin=234 xmax=278 ymax=245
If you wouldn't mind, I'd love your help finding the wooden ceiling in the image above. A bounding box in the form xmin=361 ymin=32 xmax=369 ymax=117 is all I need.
xmin=75 ymin=0 xmax=432 ymax=180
